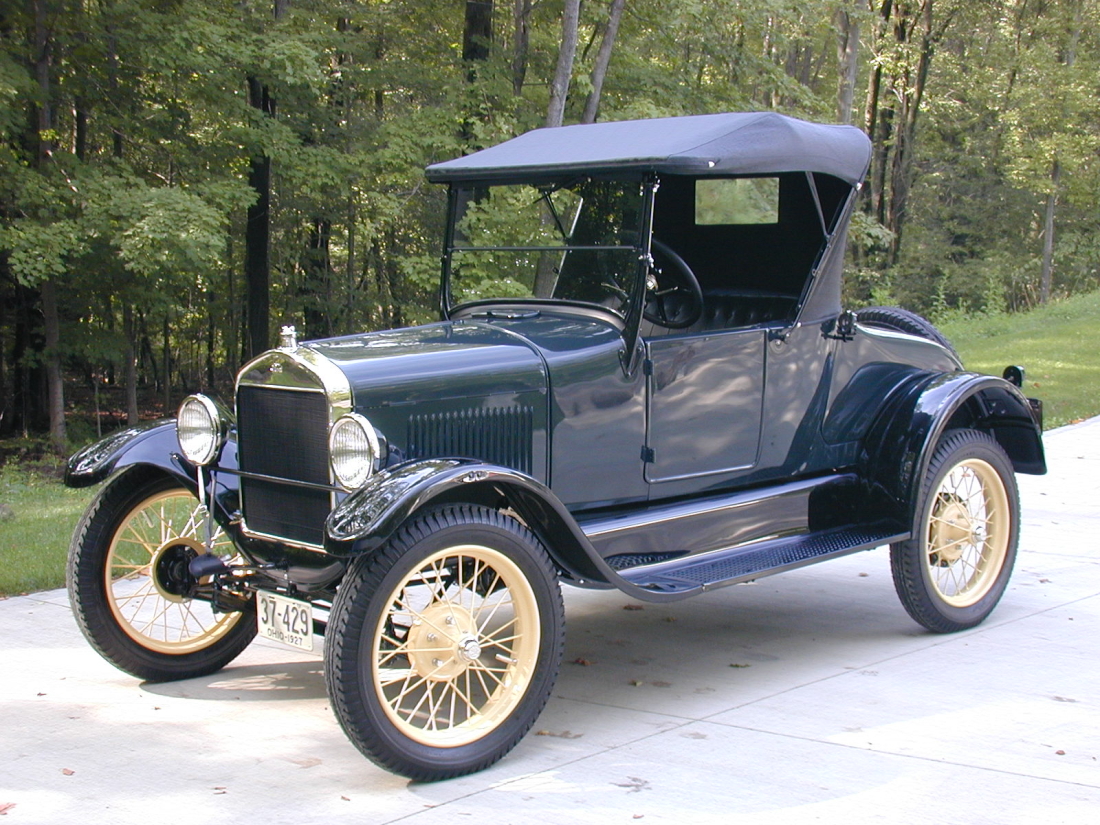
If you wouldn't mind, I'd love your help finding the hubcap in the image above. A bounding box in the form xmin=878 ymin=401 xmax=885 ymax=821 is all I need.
xmin=372 ymin=544 xmax=540 ymax=747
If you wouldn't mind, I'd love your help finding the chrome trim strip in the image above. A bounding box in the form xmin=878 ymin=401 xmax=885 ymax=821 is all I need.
xmin=239 ymin=523 xmax=327 ymax=552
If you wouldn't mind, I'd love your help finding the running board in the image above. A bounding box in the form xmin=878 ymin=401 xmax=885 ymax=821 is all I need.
xmin=617 ymin=524 xmax=905 ymax=596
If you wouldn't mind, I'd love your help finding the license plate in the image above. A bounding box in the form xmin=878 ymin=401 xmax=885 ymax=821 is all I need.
xmin=257 ymin=591 xmax=314 ymax=652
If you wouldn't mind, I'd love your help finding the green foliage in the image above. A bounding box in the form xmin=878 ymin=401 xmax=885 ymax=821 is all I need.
xmin=0 ymin=0 xmax=1098 ymax=443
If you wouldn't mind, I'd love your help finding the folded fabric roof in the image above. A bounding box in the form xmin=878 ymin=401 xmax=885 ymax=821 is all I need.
xmin=426 ymin=111 xmax=872 ymax=186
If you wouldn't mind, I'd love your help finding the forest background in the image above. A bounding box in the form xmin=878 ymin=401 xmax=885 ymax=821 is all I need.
xmin=2 ymin=0 xmax=1098 ymax=453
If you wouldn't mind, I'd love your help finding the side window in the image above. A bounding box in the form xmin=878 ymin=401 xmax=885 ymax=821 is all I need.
xmin=695 ymin=178 xmax=779 ymax=226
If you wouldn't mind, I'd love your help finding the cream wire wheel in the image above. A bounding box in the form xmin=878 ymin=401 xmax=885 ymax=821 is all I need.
xmin=923 ymin=457 xmax=1011 ymax=608
xmin=68 ymin=468 xmax=256 ymax=681
xmin=325 ymin=504 xmax=565 ymax=781
xmin=372 ymin=544 xmax=541 ymax=747
xmin=891 ymin=429 xmax=1019 ymax=633
xmin=104 ymin=487 xmax=244 ymax=654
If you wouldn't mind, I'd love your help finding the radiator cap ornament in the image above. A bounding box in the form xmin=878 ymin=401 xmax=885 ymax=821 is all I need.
xmin=278 ymin=325 xmax=298 ymax=350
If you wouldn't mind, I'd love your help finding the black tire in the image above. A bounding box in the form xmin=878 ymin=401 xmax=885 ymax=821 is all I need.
xmin=67 ymin=466 xmax=256 ymax=682
xmin=857 ymin=305 xmax=959 ymax=361
xmin=890 ymin=429 xmax=1019 ymax=632
xmin=324 ymin=504 xmax=565 ymax=781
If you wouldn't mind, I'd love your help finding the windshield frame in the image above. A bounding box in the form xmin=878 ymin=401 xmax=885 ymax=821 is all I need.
xmin=439 ymin=175 xmax=657 ymax=331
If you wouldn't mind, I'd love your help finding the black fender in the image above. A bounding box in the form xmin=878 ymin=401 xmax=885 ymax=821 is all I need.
xmin=326 ymin=458 xmax=680 ymax=597
xmin=65 ymin=420 xmax=196 ymax=488
xmin=65 ymin=419 xmax=242 ymax=526
xmin=861 ymin=370 xmax=1045 ymax=529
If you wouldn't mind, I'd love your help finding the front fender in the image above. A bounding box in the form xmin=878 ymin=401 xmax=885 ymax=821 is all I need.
xmin=325 ymin=458 xmax=621 ymax=587
xmin=861 ymin=371 xmax=1045 ymax=527
xmin=65 ymin=420 xmax=243 ymax=528
xmin=65 ymin=420 xmax=195 ymax=489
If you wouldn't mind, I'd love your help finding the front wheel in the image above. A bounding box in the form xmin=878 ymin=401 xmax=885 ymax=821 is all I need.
xmin=890 ymin=429 xmax=1019 ymax=632
xmin=67 ymin=467 xmax=256 ymax=681
xmin=324 ymin=505 xmax=565 ymax=780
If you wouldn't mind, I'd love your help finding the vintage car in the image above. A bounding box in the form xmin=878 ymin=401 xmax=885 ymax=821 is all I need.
xmin=66 ymin=111 xmax=1045 ymax=781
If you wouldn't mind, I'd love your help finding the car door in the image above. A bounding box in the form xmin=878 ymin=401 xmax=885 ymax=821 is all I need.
xmin=644 ymin=329 xmax=765 ymax=485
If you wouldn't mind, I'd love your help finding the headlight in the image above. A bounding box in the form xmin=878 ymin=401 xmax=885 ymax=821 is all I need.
xmin=329 ymin=413 xmax=380 ymax=490
xmin=177 ymin=394 xmax=227 ymax=466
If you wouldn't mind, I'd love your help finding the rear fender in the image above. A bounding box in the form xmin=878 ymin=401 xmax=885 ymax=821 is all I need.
xmin=325 ymin=458 xmax=613 ymax=586
xmin=861 ymin=371 xmax=1045 ymax=528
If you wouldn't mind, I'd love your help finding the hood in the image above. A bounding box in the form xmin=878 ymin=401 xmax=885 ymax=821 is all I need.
xmin=305 ymin=321 xmax=549 ymax=407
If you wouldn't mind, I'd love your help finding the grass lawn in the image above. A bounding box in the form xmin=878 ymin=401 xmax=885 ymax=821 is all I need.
xmin=0 ymin=465 xmax=95 ymax=597
xmin=937 ymin=290 xmax=1100 ymax=429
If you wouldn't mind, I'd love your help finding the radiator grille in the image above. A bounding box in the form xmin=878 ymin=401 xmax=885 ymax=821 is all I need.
xmin=237 ymin=385 xmax=331 ymax=546
xmin=407 ymin=407 xmax=533 ymax=474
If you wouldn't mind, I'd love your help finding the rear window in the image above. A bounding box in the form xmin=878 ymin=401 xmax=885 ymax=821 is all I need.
xmin=695 ymin=178 xmax=779 ymax=225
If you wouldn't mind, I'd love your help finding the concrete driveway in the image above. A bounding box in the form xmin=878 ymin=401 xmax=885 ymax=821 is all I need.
xmin=2 ymin=418 xmax=1098 ymax=824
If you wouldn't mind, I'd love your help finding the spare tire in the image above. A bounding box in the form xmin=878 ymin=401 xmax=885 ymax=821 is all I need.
xmin=856 ymin=306 xmax=959 ymax=362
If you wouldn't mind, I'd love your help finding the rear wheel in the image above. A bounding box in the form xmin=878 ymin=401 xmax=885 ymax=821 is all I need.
xmin=325 ymin=505 xmax=564 ymax=780
xmin=890 ymin=429 xmax=1019 ymax=632
xmin=67 ymin=467 xmax=256 ymax=681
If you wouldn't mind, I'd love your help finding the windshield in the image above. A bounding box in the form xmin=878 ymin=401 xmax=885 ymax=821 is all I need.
xmin=445 ymin=178 xmax=646 ymax=317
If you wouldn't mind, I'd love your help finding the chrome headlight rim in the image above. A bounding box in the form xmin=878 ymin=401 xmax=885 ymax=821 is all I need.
xmin=329 ymin=412 xmax=380 ymax=491
xmin=177 ymin=394 xmax=228 ymax=466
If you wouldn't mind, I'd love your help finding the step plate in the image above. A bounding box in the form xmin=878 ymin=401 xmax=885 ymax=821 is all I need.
xmin=619 ymin=525 xmax=905 ymax=595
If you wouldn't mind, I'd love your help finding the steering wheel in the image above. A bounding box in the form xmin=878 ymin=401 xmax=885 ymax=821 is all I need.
xmin=643 ymin=239 xmax=703 ymax=329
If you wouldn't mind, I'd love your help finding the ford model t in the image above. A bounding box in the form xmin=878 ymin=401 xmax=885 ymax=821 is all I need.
xmin=66 ymin=112 xmax=1045 ymax=780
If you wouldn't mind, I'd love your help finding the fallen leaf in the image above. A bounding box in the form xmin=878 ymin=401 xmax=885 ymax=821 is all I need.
xmin=729 ymin=663 xmax=751 ymax=669
xmin=341 ymin=796 xmax=350 ymax=802
xmin=535 ymin=729 xmax=583 ymax=739
xmin=1039 ymin=578 xmax=1051 ymax=583
xmin=623 ymin=604 xmax=644 ymax=611
xmin=61 ymin=768 xmax=74 ymax=776
xmin=858 ymin=572 xmax=869 ymax=578
xmin=37 ymin=693 xmax=46 ymax=697
xmin=1056 ymin=750 xmax=1066 ymax=756
xmin=572 ymin=657 xmax=593 ymax=666
xmin=0 ymin=802 xmax=16 ymax=816
xmin=630 ymin=679 xmax=644 ymax=686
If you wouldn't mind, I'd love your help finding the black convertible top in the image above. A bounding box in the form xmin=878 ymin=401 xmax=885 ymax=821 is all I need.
xmin=426 ymin=111 xmax=872 ymax=185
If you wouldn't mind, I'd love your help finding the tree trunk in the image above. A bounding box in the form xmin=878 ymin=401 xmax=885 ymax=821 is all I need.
xmin=31 ymin=0 xmax=66 ymax=450
xmin=123 ymin=304 xmax=139 ymax=425
xmin=834 ymin=2 xmax=863 ymax=125
xmin=581 ymin=0 xmax=626 ymax=124
xmin=40 ymin=279 xmax=66 ymax=450
xmin=1039 ymin=161 xmax=1059 ymax=304
xmin=245 ymin=77 xmax=272 ymax=359
xmin=545 ymin=0 xmax=581 ymax=128
xmin=461 ymin=1 xmax=493 ymax=142
xmin=464 ymin=0 xmax=493 ymax=66
xmin=243 ymin=1 xmax=287 ymax=359
xmin=512 ymin=0 xmax=531 ymax=95
xmin=1038 ymin=0 xmax=1081 ymax=305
